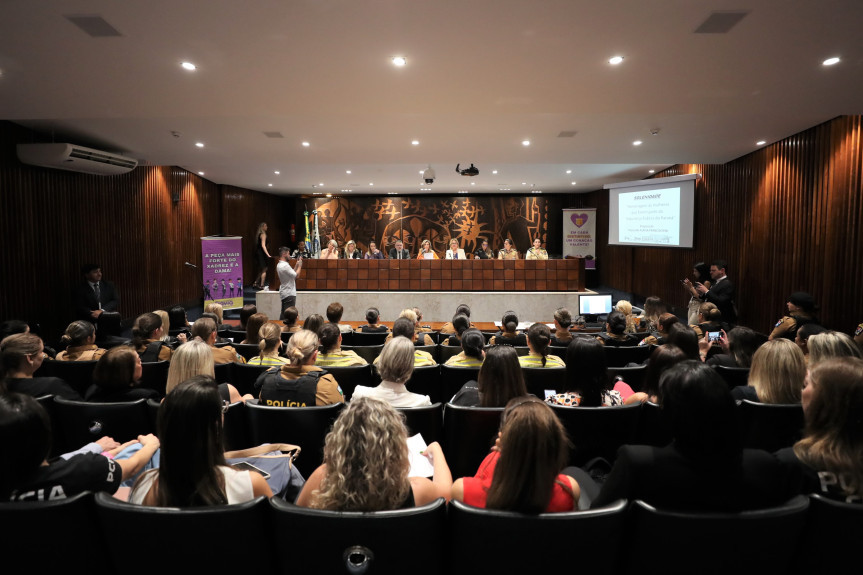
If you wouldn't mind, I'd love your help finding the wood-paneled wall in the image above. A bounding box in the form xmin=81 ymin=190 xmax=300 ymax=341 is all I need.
xmin=576 ymin=116 xmax=863 ymax=336
xmin=0 ymin=122 xmax=293 ymax=340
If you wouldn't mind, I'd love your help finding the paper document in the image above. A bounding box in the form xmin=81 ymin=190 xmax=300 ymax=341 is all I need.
xmin=407 ymin=433 xmax=434 ymax=477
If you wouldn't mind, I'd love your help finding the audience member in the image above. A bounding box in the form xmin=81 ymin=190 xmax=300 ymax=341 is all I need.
xmin=639 ymin=312 xmax=680 ymax=346
xmin=129 ymin=376 xmax=271 ymax=506
xmin=239 ymin=304 xmax=258 ymax=331
xmin=241 ymin=313 xmax=269 ymax=345
xmin=520 ymin=323 xmax=565 ymax=368
xmin=450 ymin=345 xmax=527 ymax=407
xmin=376 ymin=318 xmax=435 ymax=367
xmin=296 ymin=397 xmax=451 ymax=509
xmin=639 ymin=296 xmax=666 ymax=332
xmin=353 ymin=337 xmax=430 ymax=407
xmin=281 ymin=306 xmax=302 ymax=333
xmin=358 ymin=307 xmax=387 ymax=332
xmin=132 ymin=312 xmax=173 ymax=362
xmin=443 ymin=314 xmax=472 ymax=346
xmin=55 ymin=320 xmax=107 ymax=361
xmin=443 ymin=328 xmax=486 ymax=367
xmin=254 ymin=329 xmax=343 ymax=407
xmin=326 ymin=302 xmax=354 ymax=334
xmin=730 ymin=338 xmax=806 ymax=404
xmin=795 ymin=323 xmax=827 ymax=365
xmin=191 ymin=317 xmax=244 ymax=364
xmin=0 ymin=333 xmax=80 ymax=399
xmin=204 ymin=302 xmax=229 ymax=334
xmin=703 ymin=326 xmax=766 ymax=368
xmin=807 ymin=331 xmax=863 ymax=366
xmin=546 ymin=338 xmax=623 ymax=407
xmin=769 ymin=291 xmax=820 ymax=341
xmin=452 ymin=397 xmax=579 ymax=512
xmin=165 ymin=339 xmax=248 ymax=403
xmin=440 ymin=304 xmax=474 ymax=334
xmin=666 ymin=324 xmax=700 ymax=360
xmin=246 ymin=323 xmax=289 ymax=366
xmin=690 ymin=302 xmax=724 ymax=340
xmin=682 ymin=262 xmax=712 ymax=325
xmin=385 ymin=309 xmax=434 ymax=345
xmin=597 ymin=310 xmax=638 ymax=347
xmin=0 ymin=320 xmax=30 ymax=343
xmin=86 ymin=346 xmax=159 ymax=402
xmin=550 ymin=308 xmax=574 ymax=346
xmin=489 ymin=311 xmax=526 ymax=346
xmin=615 ymin=300 xmax=637 ymax=334
xmin=624 ymin=345 xmax=689 ymax=405
xmin=167 ymin=305 xmax=192 ymax=336
xmin=153 ymin=310 xmax=186 ymax=347
xmin=316 ymin=323 xmax=367 ymax=367
xmin=694 ymin=259 xmax=737 ymax=325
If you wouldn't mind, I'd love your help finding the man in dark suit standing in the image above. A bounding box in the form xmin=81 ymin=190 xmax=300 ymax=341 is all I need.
xmin=695 ymin=259 xmax=737 ymax=325
xmin=72 ymin=263 xmax=121 ymax=337
xmin=388 ymin=239 xmax=410 ymax=260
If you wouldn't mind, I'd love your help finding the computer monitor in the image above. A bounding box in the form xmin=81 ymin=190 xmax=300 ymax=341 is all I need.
xmin=579 ymin=294 xmax=613 ymax=322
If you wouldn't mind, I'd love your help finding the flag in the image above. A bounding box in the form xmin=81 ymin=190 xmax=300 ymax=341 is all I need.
xmin=304 ymin=207 xmax=310 ymax=251
xmin=312 ymin=206 xmax=321 ymax=258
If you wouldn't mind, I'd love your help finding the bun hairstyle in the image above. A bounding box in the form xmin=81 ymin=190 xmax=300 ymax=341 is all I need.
xmin=554 ymin=308 xmax=572 ymax=329
xmin=131 ymin=313 xmax=162 ymax=348
xmin=527 ymin=323 xmax=551 ymax=367
xmin=605 ymin=310 xmax=627 ymax=335
xmin=460 ymin=328 xmax=486 ymax=360
xmin=257 ymin=322 xmax=283 ymax=355
xmin=60 ymin=320 xmax=95 ymax=347
xmin=501 ymin=311 xmax=519 ymax=334
xmin=285 ymin=329 xmax=319 ymax=366
xmin=452 ymin=314 xmax=471 ymax=337
xmin=318 ymin=323 xmax=342 ymax=354
xmin=365 ymin=307 xmax=380 ymax=325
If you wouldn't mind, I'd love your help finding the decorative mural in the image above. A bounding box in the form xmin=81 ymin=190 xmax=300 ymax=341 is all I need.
xmin=307 ymin=196 xmax=554 ymax=256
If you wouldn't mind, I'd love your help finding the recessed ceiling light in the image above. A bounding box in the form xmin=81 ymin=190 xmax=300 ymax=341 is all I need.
xmin=198 ymin=172 xmax=204 ymax=175
xmin=181 ymin=61 xmax=197 ymax=71
xmin=521 ymin=182 xmax=527 ymax=185
xmin=522 ymin=140 xmax=530 ymax=146
xmin=319 ymin=182 xmax=324 ymax=186
xmin=411 ymin=140 xmax=419 ymax=146
xmin=633 ymin=140 xmax=642 ymax=146
xmin=565 ymin=169 xmax=572 ymax=174
xmin=492 ymin=170 xmax=498 ymax=175
xmin=648 ymin=170 xmax=655 ymax=174
xmin=346 ymin=170 xmax=352 ymax=174
xmin=392 ymin=56 xmax=406 ymax=67
xmin=195 ymin=142 xmax=204 ymax=148
xmin=274 ymin=171 xmax=280 ymax=175
xmin=756 ymin=140 xmax=766 ymax=146
xmin=326 ymin=194 xmax=332 ymax=198
xmin=470 ymin=182 xmax=475 ymax=186
xmin=268 ymin=183 xmax=273 ymax=187
xmin=823 ymin=57 xmax=840 ymax=66
xmin=608 ymin=56 xmax=624 ymax=65
xmin=369 ymin=183 xmax=374 ymax=186
xmin=302 ymin=142 xmax=310 ymax=147
xmin=571 ymin=181 xmax=577 ymax=185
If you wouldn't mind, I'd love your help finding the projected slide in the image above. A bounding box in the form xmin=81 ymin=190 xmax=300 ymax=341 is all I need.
xmin=618 ymin=187 xmax=680 ymax=245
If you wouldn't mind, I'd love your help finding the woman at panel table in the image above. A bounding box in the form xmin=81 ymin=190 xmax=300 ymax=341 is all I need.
xmin=498 ymin=238 xmax=518 ymax=260
xmin=416 ymin=239 xmax=439 ymax=259
xmin=445 ymin=238 xmax=466 ymax=260
xmin=344 ymin=240 xmax=362 ymax=260
xmin=473 ymin=238 xmax=494 ymax=260
xmin=321 ymin=239 xmax=340 ymax=259
xmin=525 ymin=238 xmax=548 ymax=260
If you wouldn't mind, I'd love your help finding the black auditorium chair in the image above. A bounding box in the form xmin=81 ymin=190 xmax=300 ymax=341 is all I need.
xmin=512 ymin=346 xmax=530 ymax=357
xmin=232 ymin=343 xmax=263 ymax=362
xmin=0 ymin=492 xmax=109 ymax=571
xmin=280 ymin=331 xmax=295 ymax=344
xmin=521 ymin=366 xmax=567 ymax=398
xmin=437 ymin=344 xmax=464 ymax=365
xmin=351 ymin=331 xmax=390 ymax=346
xmin=738 ymin=400 xmax=805 ymax=452
xmin=52 ymin=397 xmax=153 ymax=453
xmin=225 ymin=328 xmax=247 ymax=341
xmin=231 ymin=363 xmax=275 ymax=398
xmin=35 ymin=394 xmax=59 ymax=455
xmin=713 ymin=365 xmax=751 ymax=389
xmin=269 ymin=497 xmax=446 ymax=575
xmin=213 ymin=362 xmax=233 ymax=385
xmin=404 ymin=365 xmax=442 ymax=403
xmin=244 ymin=400 xmax=345 ymax=478
xmin=439 ymin=365 xmax=481 ymax=402
xmin=95 ymin=493 xmax=275 ymax=575
xmin=415 ymin=344 xmax=440 ymax=363
xmin=626 ymin=496 xmax=809 ymax=575
xmin=36 ymin=360 xmax=98 ymax=397
xmin=139 ymin=360 xmax=170 ymax=396
xmin=426 ymin=331 xmax=447 ymax=344
xmin=157 ymin=398 xmax=249 ymax=451
xmin=549 ymin=403 xmax=642 ymax=467
xmin=796 ymin=494 xmax=863 ymax=573
xmin=443 ymin=404 xmax=505 ymax=479
xmin=608 ymin=364 xmax=648 ymax=392
xmin=346 ymin=344 xmax=385 ymax=365
xmin=448 ymin=499 xmax=627 ymax=575
xmin=548 ymin=345 xmax=570 ymax=360
xmin=603 ymin=345 xmax=652 ymax=367
xmin=633 ymin=401 xmax=673 ymax=447
xmin=323 ymin=364 xmax=374 ymax=401
xmin=397 ymin=402 xmax=444 ymax=444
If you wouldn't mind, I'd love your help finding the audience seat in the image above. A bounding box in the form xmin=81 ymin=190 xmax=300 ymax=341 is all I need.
xmin=438 ymin=344 xmax=464 ymax=364
xmin=548 ymin=345 xmax=570 ymax=359
xmin=608 ymin=364 xmax=648 ymax=392
xmin=439 ymin=365 xmax=481 ymax=401
xmin=521 ymin=366 xmax=566 ymax=398
xmin=52 ymin=397 xmax=153 ymax=453
xmin=230 ymin=363 xmax=275 ymax=397
xmin=139 ymin=360 xmax=170 ymax=396
xmin=351 ymin=331 xmax=390 ymax=346
xmin=603 ymin=345 xmax=651 ymax=367
xmin=738 ymin=400 xmax=804 ymax=452
xmin=244 ymin=400 xmax=345 ymax=477
xmin=35 ymin=359 xmax=98 ymax=397
xmin=796 ymin=494 xmax=863 ymax=573
xmin=225 ymin=328 xmax=247 ymax=341
xmin=323 ymin=364 xmax=375 ymax=401
xmin=443 ymin=404 xmax=504 ymax=479
xmin=549 ymin=403 xmax=642 ymax=466
xmin=232 ymin=342 xmax=263 ymax=362
xmin=626 ymin=496 xmax=809 ymax=574
xmin=280 ymin=331 xmax=295 ymax=344
xmin=448 ymin=499 xmax=627 ymax=575
xmin=95 ymin=493 xmax=276 ymax=574
xmin=344 ymin=344 xmax=385 ymax=364
xmin=397 ymin=402 xmax=444 ymax=444
xmin=633 ymin=401 xmax=672 ymax=447
xmin=713 ymin=365 xmax=750 ymax=389
xmin=405 ymin=365 xmax=443 ymax=403
xmin=269 ymin=497 xmax=446 ymax=575
xmin=213 ymin=362 xmax=232 ymax=384
xmin=414 ymin=344 xmax=440 ymax=363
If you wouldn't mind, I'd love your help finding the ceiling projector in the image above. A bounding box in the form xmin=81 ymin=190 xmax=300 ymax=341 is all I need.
xmin=456 ymin=163 xmax=479 ymax=176
xmin=422 ymin=166 xmax=435 ymax=184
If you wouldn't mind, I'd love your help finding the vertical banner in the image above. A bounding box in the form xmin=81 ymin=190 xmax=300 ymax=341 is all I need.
xmin=201 ymin=236 xmax=244 ymax=310
xmin=562 ymin=209 xmax=597 ymax=267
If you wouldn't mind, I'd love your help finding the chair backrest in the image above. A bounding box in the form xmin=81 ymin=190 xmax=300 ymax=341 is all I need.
xmin=443 ymin=404 xmax=504 ymax=479
xmin=713 ymin=365 xmax=751 ymax=389
xmin=280 ymin=330 xmax=295 ymax=344
xmin=797 ymin=494 xmax=863 ymax=572
xmin=633 ymin=401 xmax=672 ymax=447
xmin=426 ymin=331 xmax=446 ymax=344
xmin=397 ymin=402 xmax=444 ymax=444
xmin=608 ymin=364 xmax=648 ymax=392
xmin=52 ymin=397 xmax=153 ymax=453
xmin=351 ymin=331 xmax=390 ymax=346
xmin=323 ymin=364 xmax=375 ymax=401
xmin=225 ymin=328 xmax=247 ymax=341
xmin=223 ymin=400 xmax=250 ymax=451
xmin=213 ymin=362 xmax=232 ymax=384
xmin=550 ymin=403 xmax=642 ymax=466
xmin=520 ymin=366 xmax=567 ymax=398
xmin=0 ymin=492 xmax=109 ymax=571
xmin=447 ymin=499 xmax=627 ymax=575
xmin=626 ymin=496 xmax=809 ymax=574
xmin=232 ymin=343 xmax=263 ymax=361
xmin=229 ymin=363 xmax=273 ymax=397
xmin=269 ymin=497 xmax=446 ymax=575
xmin=139 ymin=360 xmax=170 ymax=396
xmin=440 ymin=365 xmax=481 ymax=401
xmin=414 ymin=344 xmax=440 ymax=363
xmin=36 ymin=359 xmax=99 ymax=396
xmin=244 ymin=400 xmax=345 ymax=477
xmin=548 ymin=345 xmax=570 ymax=360
xmin=603 ymin=345 xmax=652 ymax=366
xmin=404 ymin=365 xmax=442 ymax=404
xmin=94 ymin=492 xmax=275 ymax=575
xmin=437 ymin=344 xmax=465 ymax=365
xmin=738 ymin=400 xmax=804 ymax=452
xmin=347 ymin=344 xmax=385 ymax=364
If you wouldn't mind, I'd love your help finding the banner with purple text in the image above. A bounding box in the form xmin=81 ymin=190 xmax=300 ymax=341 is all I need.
xmin=563 ymin=209 xmax=596 ymax=268
xmin=201 ymin=236 xmax=243 ymax=310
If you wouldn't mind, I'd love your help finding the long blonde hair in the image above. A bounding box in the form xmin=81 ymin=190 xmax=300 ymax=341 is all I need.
xmin=285 ymin=329 xmax=318 ymax=366
xmin=312 ymin=397 xmax=411 ymax=511
xmin=748 ymin=339 xmax=806 ymax=404
xmin=166 ymin=339 xmax=215 ymax=394
xmin=204 ymin=302 xmax=224 ymax=324
xmin=615 ymin=300 xmax=636 ymax=333
xmin=257 ymin=323 xmax=282 ymax=356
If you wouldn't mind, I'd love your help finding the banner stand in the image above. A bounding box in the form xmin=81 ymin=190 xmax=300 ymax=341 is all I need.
xmin=201 ymin=236 xmax=244 ymax=310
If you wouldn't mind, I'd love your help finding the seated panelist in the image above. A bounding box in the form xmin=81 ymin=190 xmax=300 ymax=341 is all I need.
xmin=526 ymin=238 xmax=548 ymax=260
xmin=417 ymin=239 xmax=439 ymax=259
xmin=389 ymin=239 xmax=411 ymax=260
xmin=445 ymin=238 xmax=466 ymax=260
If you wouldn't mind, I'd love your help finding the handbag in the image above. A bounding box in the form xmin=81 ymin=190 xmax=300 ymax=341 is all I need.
xmin=225 ymin=443 xmax=305 ymax=501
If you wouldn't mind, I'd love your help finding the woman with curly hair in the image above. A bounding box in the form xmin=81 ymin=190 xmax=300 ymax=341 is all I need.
xmin=296 ymin=397 xmax=452 ymax=510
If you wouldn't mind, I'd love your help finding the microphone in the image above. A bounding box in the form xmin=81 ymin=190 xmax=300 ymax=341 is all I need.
xmin=184 ymin=262 xmax=198 ymax=269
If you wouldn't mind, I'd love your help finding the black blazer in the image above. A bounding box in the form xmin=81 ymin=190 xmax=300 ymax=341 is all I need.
xmin=703 ymin=278 xmax=737 ymax=324
xmin=72 ymin=280 xmax=119 ymax=321
xmin=389 ymin=248 xmax=411 ymax=260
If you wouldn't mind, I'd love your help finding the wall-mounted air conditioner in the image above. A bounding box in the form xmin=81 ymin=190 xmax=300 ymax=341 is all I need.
xmin=17 ymin=143 xmax=138 ymax=176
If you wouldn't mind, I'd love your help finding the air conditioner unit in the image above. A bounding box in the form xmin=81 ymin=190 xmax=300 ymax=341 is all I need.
xmin=17 ymin=143 xmax=138 ymax=176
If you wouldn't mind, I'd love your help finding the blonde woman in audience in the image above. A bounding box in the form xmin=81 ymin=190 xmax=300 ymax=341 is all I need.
xmin=316 ymin=323 xmax=367 ymax=367
xmin=55 ymin=320 xmax=107 ymax=361
xmin=1 ymin=333 xmax=81 ymax=399
xmin=297 ymin=397 xmax=451 ymax=510
xmin=204 ymin=301 xmax=228 ymax=333
xmin=241 ymin=313 xmax=269 ymax=344
xmin=247 ymin=323 xmax=288 ymax=366
xmin=639 ymin=296 xmax=665 ymax=333
xmin=353 ymin=337 xmax=430 ymax=407
xmin=615 ymin=300 xmax=637 ymax=334
xmin=730 ymin=338 xmax=806 ymax=404
xmin=385 ymin=309 xmax=435 ymax=345
xmin=413 ymin=307 xmax=434 ymax=333
xmin=152 ymin=310 xmax=186 ymax=345
xmin=255 ymin=329 xmax=343 ymax=407
xmin=807 ymin=331 xmax=863 ymax=366
xmin=416 ymin=239 xmax=439 ymax=259
xmin=165 ymin=338 xmax=249 ymax=403
xmin=376 ymin=318 xmax=436 ymax=367
xmin=519 ymin=323 xmax=565 ymax=368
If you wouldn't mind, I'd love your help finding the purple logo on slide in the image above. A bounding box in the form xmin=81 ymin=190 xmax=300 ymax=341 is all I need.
xmin=571 ymin=213 xmax=589 ymax=228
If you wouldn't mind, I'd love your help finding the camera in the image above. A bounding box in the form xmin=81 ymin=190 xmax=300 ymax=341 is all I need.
xmin=422 ymin=166 xmax=435 ymax=184
xmin=708 ymin=331 xmax=721 ymax=342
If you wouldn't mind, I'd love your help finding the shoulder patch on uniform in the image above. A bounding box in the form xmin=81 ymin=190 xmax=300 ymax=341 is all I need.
xmin=855 ymin=323 xmax=863 ymax=337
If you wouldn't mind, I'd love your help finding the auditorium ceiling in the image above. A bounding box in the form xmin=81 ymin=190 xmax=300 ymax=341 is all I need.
xmin=1 ymin=0 xmax=860 ymax=195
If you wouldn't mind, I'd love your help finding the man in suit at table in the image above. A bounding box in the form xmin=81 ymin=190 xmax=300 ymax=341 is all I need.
xmin=389 ymin=239 xmax=411 ymax=260
xmin=72 ymin=263 xmax=121 ymax=337
xmin=695 ymin=259 xmax=738 ymax=325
